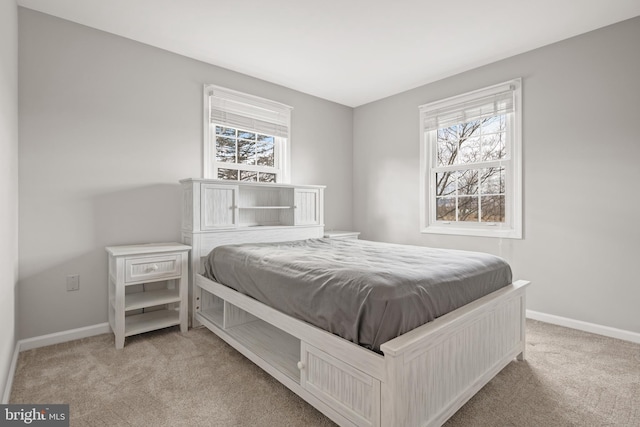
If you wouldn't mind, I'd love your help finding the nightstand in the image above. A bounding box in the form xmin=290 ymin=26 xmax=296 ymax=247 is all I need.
xmin=323 ymin=230 xmax=361 ymax=239
xmin=106 ymin=242 xmax=190 ymax=349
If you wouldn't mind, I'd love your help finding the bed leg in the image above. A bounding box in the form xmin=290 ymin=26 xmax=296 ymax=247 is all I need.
xmin=517 ymin=291 xmax=526 ymax=362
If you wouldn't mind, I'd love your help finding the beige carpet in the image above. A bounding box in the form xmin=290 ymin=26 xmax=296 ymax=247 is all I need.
xmin=10 ymin=320 xmax=640 ymax=426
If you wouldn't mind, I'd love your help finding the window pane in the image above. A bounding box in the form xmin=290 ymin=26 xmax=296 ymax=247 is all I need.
xmin=481 ymin=115 xmax=506 ymax=161
xmin=256 ymin=135 xmax=275 ymax=166
xmin=459 ymin=137 xmax=481 ymax=164
xmin=240 ymin=170 xmax=257 ymax=182
xmin=436 ymin=171 xmax=456 ymax=196
xmin=217 ymin=168 xmax=238 ymax=180
xmin=481 ymin=195 xmax=505 ymax=222
xmin=238 ymin=139 xmax=256 ymax=165
xmin=480 ymin=167 xmax=505 ymax=195
xmin=216 ymin=137 xmax=236 ymax=162
xmin=482 ymin=131 xmax=506 ymax=161
xmin=259 ymin=172 xmax=276 ymax=183
xmin=257 ymin=134 xmax=274 ymax=143
xmin=436 ymin=126 xmax=458 ymax=167
xmin=456 ymin=120 xmax=481 ymax=166
xmin=457 ymin=170 xmax=478 ymax=195
xmin=436 ymin=197 xmax=456 ymax=221
xmin=237 ymin=130 xmax=255 ymax=140
xmin=481 ymin=115 xmax=504 ymax=134
xmin=459 ymin=120 xmax=481 ymax=141
xmin=458 ymin=196 xmax=478 ymax=222
xmin=216 ymin=126 xmax=236 ymax=137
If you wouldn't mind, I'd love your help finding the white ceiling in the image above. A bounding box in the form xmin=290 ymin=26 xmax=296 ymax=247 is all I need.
xmin=17 ymin=0 xmax=640 ymax=107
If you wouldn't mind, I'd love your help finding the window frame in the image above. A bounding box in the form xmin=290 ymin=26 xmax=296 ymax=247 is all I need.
xmin=419 ymin=79 xmax=523 ymax=239
xmin=203 ymin=85 xmax=292 ymax=183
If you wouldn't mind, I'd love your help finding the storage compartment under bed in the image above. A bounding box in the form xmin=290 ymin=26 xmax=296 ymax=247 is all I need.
xmin=196 ymin=281 xmax=382 ymax=427
xmin=197 ymin=286 xmax=301 ymax=383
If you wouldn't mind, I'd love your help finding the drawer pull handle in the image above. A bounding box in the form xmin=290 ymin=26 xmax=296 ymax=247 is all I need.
xmin=297 ymin=361 xmax=305 ymax=370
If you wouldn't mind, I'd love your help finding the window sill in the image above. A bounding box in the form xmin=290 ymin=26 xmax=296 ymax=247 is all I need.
xmin=421 ymin=224 xmax=522 ymax=239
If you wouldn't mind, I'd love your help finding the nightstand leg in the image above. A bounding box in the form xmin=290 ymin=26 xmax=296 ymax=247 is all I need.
xmin=114 ymin=272 xmax=126 ymax=349
xmin=115 ymin=334 xmax=125 ymax=350
xmin=179 ymin=269 xmax=188 ymax=333
xmin=114 ymin=311 xmax=125 ymax=349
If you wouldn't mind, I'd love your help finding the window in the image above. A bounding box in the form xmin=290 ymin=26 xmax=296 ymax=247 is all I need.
xmin=419 ymin=79 xmax=522 ymax=238
xmin=204 ymin=85 xmax=292 ymax=183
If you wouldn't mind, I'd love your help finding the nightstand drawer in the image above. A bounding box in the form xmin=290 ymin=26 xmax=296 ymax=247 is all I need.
xmin=125 ymin=254 xmax=182 ymax=283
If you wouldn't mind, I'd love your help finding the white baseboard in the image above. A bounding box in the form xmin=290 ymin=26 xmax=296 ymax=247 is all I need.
xmin=1 ymin=343 xmax=20 ymax=404
xmin=526 ymin=310 xmax=640 ymax=344
xmin=18 ymin=323 xmax=111 ymax=352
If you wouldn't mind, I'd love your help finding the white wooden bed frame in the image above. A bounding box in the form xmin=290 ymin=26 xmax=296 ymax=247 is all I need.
xmin=181 ymin=179 xmax=530 ymax=427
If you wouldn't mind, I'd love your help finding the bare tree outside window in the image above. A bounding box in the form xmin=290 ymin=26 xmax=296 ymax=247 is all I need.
xmin=435 ymin=115 xmax=506 ymax=223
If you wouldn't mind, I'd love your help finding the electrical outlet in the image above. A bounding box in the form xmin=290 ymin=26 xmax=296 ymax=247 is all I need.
xmin=67 ymin=274 xmax=80 ymax=291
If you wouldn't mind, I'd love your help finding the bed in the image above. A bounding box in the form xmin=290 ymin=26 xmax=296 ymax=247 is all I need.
xmin=180 ymin=178 xmax=530 ymax=427
xmin=204 ymin=238 xmax=514 ymax=354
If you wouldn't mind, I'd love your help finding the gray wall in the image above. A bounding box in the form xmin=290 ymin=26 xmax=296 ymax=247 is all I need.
xmin=18 ymin=9 xmax=353 ymax=339
xmin=353 ymin=17 xmax=640 ymax=334
xmin=0 ymin=0 xmax=19 ymax=398
xmin=16 ymin=7 xmax=640 ymax=341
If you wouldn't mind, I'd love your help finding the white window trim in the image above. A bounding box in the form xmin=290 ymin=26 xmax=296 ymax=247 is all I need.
xmin=203 ymin=84 xmax=292 ymax=183
xmin=419 ymin=78 xmax=523 ymax=239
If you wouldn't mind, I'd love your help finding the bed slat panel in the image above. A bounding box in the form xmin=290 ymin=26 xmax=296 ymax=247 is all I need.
xmin=399 ymin=293 xmax=525 ymax=427
xmin=302 ymin=343 xmax=380 ymax=427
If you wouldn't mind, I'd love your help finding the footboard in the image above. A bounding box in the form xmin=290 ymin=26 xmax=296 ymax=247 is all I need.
xmin=380 ymin=280 xmax=529 ymax=427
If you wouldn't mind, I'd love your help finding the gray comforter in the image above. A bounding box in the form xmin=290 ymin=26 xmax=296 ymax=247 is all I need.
xmin=204 ymin=238 xmax=512 ymax=353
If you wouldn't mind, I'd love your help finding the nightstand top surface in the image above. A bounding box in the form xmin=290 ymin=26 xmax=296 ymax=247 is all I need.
xmin=105 ymin=242 xmax=191 ymax=256
xmin=323 ymin=230 xmax=360 ymax=238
